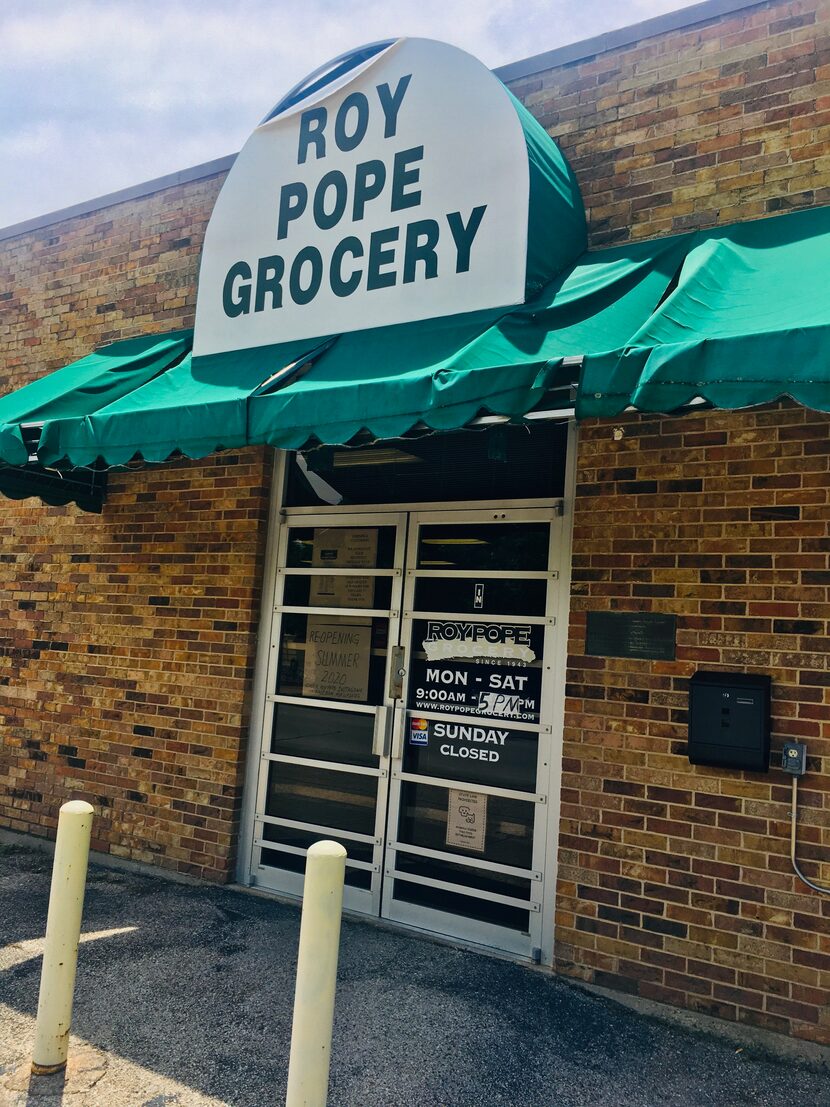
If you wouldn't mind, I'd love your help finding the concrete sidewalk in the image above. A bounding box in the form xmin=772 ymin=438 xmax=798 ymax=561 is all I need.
xmin=0 ymin=842 xmax=827 ymax=1107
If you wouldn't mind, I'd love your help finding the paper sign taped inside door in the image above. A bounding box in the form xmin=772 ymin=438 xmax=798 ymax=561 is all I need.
xmin=446 ymin=789 xmax=488 ymax=853
xmin=310 ymin=528 xmax=378 ymax=608
xmin=302 ymin=616 xmax=372 ymax=701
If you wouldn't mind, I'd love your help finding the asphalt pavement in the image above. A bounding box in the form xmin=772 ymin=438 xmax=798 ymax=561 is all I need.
xmin=0 ymin=842 xmax=828 ymax=1107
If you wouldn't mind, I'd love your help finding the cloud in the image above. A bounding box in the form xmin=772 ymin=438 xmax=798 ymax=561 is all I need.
xmin=1 ymin=0 xmax=702 ymax=227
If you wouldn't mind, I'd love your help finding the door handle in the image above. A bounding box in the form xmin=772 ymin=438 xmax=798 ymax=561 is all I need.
xmin=372 ymin=705 xmax=391 ymax=758
xmin=391 ymin=707 xmax=406 ymax=761
xmin=388 ymin=645 xmax=406 ymax=700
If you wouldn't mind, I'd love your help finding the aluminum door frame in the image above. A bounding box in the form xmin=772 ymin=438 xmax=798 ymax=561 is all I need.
xmin=380 ymin=505 xmax=563 ymax=958
xmin=237 ymin=446 xmax=575 ymax=965
xmin=248 ymin=508 xmax=407 ymax=916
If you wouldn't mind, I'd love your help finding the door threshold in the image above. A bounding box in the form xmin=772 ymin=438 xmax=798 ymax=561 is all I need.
xmin=228 ymin=880 xmax=541 ymax=968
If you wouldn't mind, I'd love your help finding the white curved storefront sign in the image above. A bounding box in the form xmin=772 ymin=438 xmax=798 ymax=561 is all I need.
xmin=194 ymin=38 xmax=538 ymax=356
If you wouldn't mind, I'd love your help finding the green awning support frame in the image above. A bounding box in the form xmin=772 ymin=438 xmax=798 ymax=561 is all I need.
xmin=0 ymin=462 xmax=107 ymax=513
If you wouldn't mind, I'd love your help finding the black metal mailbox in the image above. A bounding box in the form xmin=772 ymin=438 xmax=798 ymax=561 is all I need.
xmin=688 ymin=671 xmax=771 ymax=772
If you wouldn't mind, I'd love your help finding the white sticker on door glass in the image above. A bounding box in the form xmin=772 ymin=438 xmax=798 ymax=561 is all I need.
xmin=422 ymin=620 xmax=536 ymax=663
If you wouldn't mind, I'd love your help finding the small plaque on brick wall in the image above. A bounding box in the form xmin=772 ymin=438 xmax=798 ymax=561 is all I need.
xmin=585 ymin=611 xmax=677 ymax=661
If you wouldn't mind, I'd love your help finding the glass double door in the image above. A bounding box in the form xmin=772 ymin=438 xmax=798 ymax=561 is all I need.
xmin=250 ymin=506 xmax=560 ymax=958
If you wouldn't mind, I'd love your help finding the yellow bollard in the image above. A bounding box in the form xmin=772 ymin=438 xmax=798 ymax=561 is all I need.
xmin=31 ymin=799 xmax=94 ymax=1075
xmin=285 ymin=840 xmax=347 ymax=1107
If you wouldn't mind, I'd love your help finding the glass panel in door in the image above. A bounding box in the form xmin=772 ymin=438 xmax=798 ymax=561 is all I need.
xmin=251 ymin=515 xmax=405 ymax=912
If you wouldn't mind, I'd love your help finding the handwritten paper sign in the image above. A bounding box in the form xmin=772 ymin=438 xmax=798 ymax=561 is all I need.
xmin=302 ymin=616 xmax=371 ymax=701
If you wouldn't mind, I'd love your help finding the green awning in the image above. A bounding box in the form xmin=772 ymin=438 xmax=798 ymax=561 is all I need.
xmin=35 ymin=336 xmax=331 ymax=467
xmin=2 ymin=235 xmax=686 ymax=470
xmin=2 ymin=205 xmax=829 ymax=492
xmin=247 ymin=232 xmax=690 ymax=450
xmin=0 ymin=329 xmax=191 ymax=508
xmin=0 ymin=330 xmax=192 ymax=467
xmin=578 ymin=204 xmax=830 ymax=418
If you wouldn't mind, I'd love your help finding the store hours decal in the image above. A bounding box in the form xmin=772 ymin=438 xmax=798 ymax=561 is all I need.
xmin=407 ymin=619 xmax=543 ymax=724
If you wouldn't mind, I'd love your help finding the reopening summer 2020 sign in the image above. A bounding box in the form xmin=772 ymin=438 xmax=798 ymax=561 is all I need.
xmin=302 ymin=616 xmax=371 ymax=701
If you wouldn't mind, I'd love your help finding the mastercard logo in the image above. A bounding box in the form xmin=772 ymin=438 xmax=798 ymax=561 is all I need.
xmin=411 ymin=718 xmax=429 ymax=731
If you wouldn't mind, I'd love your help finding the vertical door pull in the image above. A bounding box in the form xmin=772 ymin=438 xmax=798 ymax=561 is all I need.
xmin=372 ymin=705 xmax=391 ymax=758
xmin=391 ymin=709 xmax=406 ymax=761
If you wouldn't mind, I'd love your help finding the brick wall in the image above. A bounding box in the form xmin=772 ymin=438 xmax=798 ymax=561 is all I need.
xmin=504 ymin=0 xmax=830 ymax=1041
xmin=0 ymin=174 xmax=270 ymax=881
xmin=509 ymin=0 xmax=830 ymax=245
xmin=0 ymin=174 xmax=223 ymax=387
xmin=560 ymin=403 xmax=830 ymax=1043
xmin=0 ymin=454 xmax=270 ymax=879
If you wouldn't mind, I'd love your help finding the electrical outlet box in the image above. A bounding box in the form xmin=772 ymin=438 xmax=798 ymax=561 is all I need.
xmin=781 ymin=741 xmax=807 ymax=776
xmin=688 ymin=671 xmax=771 ymax=772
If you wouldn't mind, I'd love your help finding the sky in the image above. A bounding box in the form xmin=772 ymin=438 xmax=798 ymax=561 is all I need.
xmin=2 ymin=0 xmax=703 ymax=228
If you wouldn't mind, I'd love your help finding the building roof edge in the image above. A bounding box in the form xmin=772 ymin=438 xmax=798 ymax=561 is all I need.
xmin=0 ymin=154 xmax=237 ymax=244
xmin=493 ymin=0 xmax=768 ymax=83
xmin=0 ymin=0 xmax=770 ymax=242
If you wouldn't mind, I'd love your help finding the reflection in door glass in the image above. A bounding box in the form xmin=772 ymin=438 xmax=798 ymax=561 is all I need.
xmin=413 ymin=576 xmax=546 ymax=616
xmin=266 ymin=761 xmax=377 ymax=837
xmin=271 ymin=702 xmax=377 ymax=767
xmin=283 ymin=574 xmax=393 ymax=610
xmin=394 ymin=852 xmax=531 ymax=931
xmin=393 ymin=876 xmax=529 ymax=931
xmin=276 ymin=613 xmax=388 ymax=705
xmin=261 ymin=847 xmax=372 ymax=889
xmin=284 ymin=423 xmax=568 ymax=506
xmin=417 ymin=523 xmax=550 ymax=571
xmin=262 ymin=822 xmax=374 ymax=864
